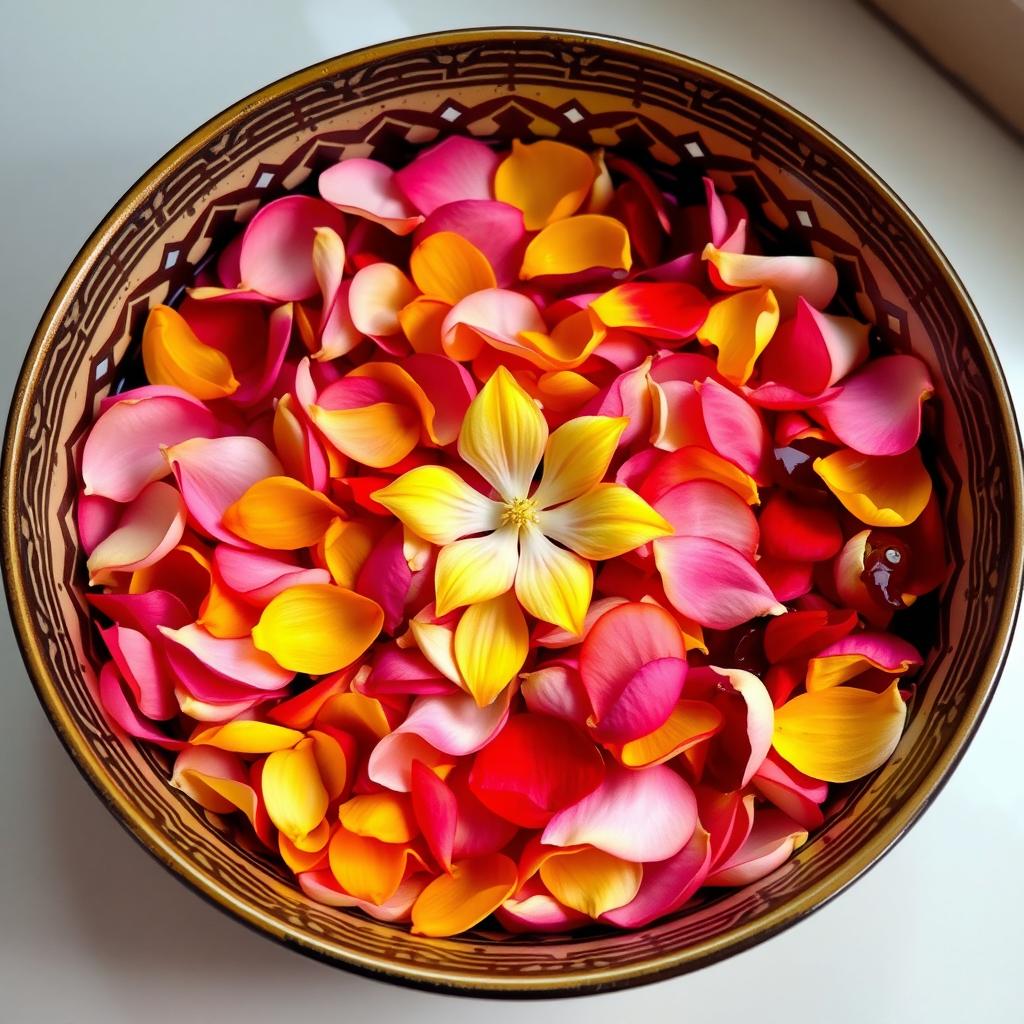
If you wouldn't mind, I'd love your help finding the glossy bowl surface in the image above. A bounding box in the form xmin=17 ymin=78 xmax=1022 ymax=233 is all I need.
xmin=4 ymin=27 xmax=1021 ymax=997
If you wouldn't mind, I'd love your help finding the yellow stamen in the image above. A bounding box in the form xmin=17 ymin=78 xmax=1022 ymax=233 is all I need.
xmin=501 ymin=496 xmax=538 ymax=529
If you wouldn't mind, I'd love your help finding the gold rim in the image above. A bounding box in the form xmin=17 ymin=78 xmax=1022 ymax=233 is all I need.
xmin=4 ymin=27 xmax=1022 ymax=996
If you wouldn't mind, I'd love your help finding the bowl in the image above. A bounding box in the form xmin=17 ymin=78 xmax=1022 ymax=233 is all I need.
xmin=4 ymin=27 xmax=1021 ymax=997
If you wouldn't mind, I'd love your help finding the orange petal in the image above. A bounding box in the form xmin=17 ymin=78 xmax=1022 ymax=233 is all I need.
xmin=516 ymin=308 xmax=608 ymax=371
xmin=319 ymin=518 xmax=382 ymax=589
xmin=338 ymin=793 xmax=419 ymax=843
xmin=262 ymin=737 xmax=329 ymax=845
xmin=539 ymin=847 xmax=642 ymax=918
xmin=494 ymin=140 xmax=595 ymax=230
xmin=520 ymin=215 xmax=632 ymax=279
xmin=198 ymin=572 xmax=260 ymax=639
xmin=309 ymin=400 xmax=420 ymax=470
xmin=191 ymin=720 xmax=302 ymax=754
xmin=223 ymin=476 xmax=341 ymax=549
xmin=411 ymin=854 xmax=518 ymax=936
xmin=315 ymin=692 xmax=392 ymax=746
xmin=252 ymin=584 xmax=384 ymax=675
xmin=398 ymin=295 xmax=450 ymax=355
xmin=410 ymin=231 xmax=496 ymax=304
xmin=616 ymin=699 xmax=725 ymax=768
xmin=328 ymin=827 xmax=412 ymax=905
xmin=142 ymin=304 xmax=239 ymax=400
xmin=813 ymin=448 xmax=932 ymax=527
xmin=696 ymin=286 xmax=780 ymax=385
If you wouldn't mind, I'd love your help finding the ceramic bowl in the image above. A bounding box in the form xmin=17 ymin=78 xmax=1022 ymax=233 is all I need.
xmin=4 ymin=28 xmax=1021 ymax=997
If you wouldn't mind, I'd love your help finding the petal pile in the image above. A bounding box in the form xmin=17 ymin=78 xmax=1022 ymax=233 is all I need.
xmin=79 ymin=136 xmax=941 ymax=938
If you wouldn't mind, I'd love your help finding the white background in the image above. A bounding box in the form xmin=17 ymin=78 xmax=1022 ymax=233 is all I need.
xmin=1 ymin=2 xmax=1021 ymax=1021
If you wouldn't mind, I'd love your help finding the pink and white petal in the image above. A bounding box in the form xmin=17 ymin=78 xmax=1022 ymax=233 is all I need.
xmin=818 ymin=355 xmax=934 ymax=456
xmin=541 ymin=763 xmax=697 ymax=863
xmin=653 ymin=480 xmax=759 ymax=557
xmin=77 ymin=494 xmax=122 ymax=555
xmin=703 ymin=245 xmax=838 ymax=315
xmin=97 ymin=661 xmax=185 ymax=750
xmin=213 ymin=546 xmax=330 ymax=605
xmin=700 ymin=666 xmax=775 ymax=789
xmin=361 ymin=648 xmax=458 ymax=698
xmin=318 ymin=157 xmax=423 ymax=234
xmin=699 ymin=378 xmax=770 ymax=481
xmin=165 ymin=436 xmax=283 ymax=545
xmin=158 ymin=623 xmax=293 ymax=690
xmin=531 ymin=596 xmax=629 ymax=649
xmin=394 ymin=136 xmax=499 ymax=214
xmin=238 ymin=196 xmax=348 ymax=301
xmin=348 ymin=263 xmax=418 ymax=338
xmin=100 ymin=624 xmax=177 ymax=721
xmin=705 ymin=809 xmax=808 ymax=886
xmin=442 ymin=288 xmax=547 ymax=361
xmin=655 ymin=535 xmax=786 ymax=631
xmin=521 ymin=662 xmax=591 ymax=726
xmin=496 ymin=878 xmax=590 ymax=933
xmin=752 ymin=750 xmax=827 ymax=830
xmin=86 ymin=481 xmax=186 ymax=583
xmin=81 ymin=392 xmax=221 ymax=502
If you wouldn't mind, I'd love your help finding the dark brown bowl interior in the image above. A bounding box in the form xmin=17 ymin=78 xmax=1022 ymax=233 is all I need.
xmin=3 ymin=28 xmax=1021 ymax=996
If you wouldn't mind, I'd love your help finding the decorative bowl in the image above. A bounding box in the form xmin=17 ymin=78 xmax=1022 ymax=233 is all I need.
xmin=3 ymin=27 xmax=1021 ymax=997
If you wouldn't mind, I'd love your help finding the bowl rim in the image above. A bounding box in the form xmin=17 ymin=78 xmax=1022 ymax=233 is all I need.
xmin=4 ymin=25 xmax=1022 ymax=997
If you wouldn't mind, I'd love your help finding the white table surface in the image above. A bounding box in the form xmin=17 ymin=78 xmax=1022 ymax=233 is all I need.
xmin=1 ymin=1 xmax=1021 ymax=1020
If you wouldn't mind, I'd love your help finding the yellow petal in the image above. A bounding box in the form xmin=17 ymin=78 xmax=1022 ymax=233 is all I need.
xmin=262 ymin=737 xmax=329 ymax=844
xmin=372 ymin=466 xmax=501 ymax=545
xmin=141 ymin=304 xmax=239 ymax=400
xmin=515 ymin=525 xmax=592 ymax=634
xmin=308 ymin=728 xmax=350 ymax=799
xmin=309 ymin=401 xmax=420 ymax=470
xmin=458 ymin=365 xmax=548 ymax=499
xmin=533 ymin=416 xmax=627 ymax=508
xmin=319 ymin=518 xmax=381 ymax=589
xmin=316 ymin=692 xmax=391 ymax=745
xmin=198 ymin=574 xmax=259 ymax=638
xmin=398 ymin=295 xmax=450 ymax=355
xmin=587 ymin=149 xmax=614 ymax=213
xmin=516 ymin=308 xmax=608 ymax=371
xmin=453 ymin=590 xmax=529 ymax=707
xmin=617 ymin=699 xmax=724 ymax=768
xmin=696 ymin=286 xmax=780 ymax=385
xmin=252 ymin=583 xmax=384 ymax=675
xmin=494 ymin=140 xmax=595 ymax=230
xmin=191 ymin=720 xmax=302 ymax=754
xmin=272 ymin=394 xmax=309 ymax=480
xmin=434 ymin=526 xmax=520 ymax=615
xmin=410 ymin=231 xmax=496 ymax=304
xmin=328 ymin=827 xmax=410 ymax=906
xmin=539 ymin=483 xmax=673 ymax=559
xmin=338 ymin=793 xmax=418 ymax=843
xmin=773 ymin=682 xmax=907 ymax=783
xmin=408 ymin=611 xmax=463 ymax=684
xmin=223 ymin=476 xmax=341 ymax=549
xmin=520 ymin=214 xmax=632 ymax=279
xmin=813 ymin=449 xmax=932 ymax=527
xmin=533 ymin=370 xmax=600 ymax=412
xmin=539 ymin=847 xmax=643 ymax=918
xmin=411 ymin=854 xmax=518 ymax=936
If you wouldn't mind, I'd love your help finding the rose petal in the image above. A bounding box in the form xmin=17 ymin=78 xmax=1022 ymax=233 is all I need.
xmin=394 ymin=136 xmax=498 ymax=215
xmin=540 ymin=847 xmax=642 ymax=918
xmin=453 ymin=590 xmax=529 ymax=707
xmin=318 ymin=157 xmax=422 ymax=235
xmin=652 ymin=480 xmax=759 ymax=557
xmin=590 ymin=282 xmax=710 ymax=340
xmin=141 ymin=304 xmax=238 ymax=399
xmin=411 ymin=760 xmax=457 ymax=872
xmin=814 ymin=448 xmax=933 ymax=527
xmin=696 ymin=286 xmax=779 ymax=385
xmin=494 ymin=140 xmax=594 ymax=230
xmin=705 ymin=809 xmax=808 ymax=886
xmin=703 ymin=244 xmax=838 ymax=315
xmin=806 ymin=631 xmax=922 ymax=691
xmin=411 ymin=854 xmax=518 ymax=936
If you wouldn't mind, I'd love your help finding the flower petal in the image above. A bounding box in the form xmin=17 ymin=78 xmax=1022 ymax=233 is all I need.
xmin=411 ymin=760 xmax=457 ymax=872
xmin=542 ymin=763 xmax=697 ymax=862
xmin=141 ymin=304 xmax=238 ymax=399
xmin=411 ymin=854 xmax=518 ymax=936
xmin=86 ymin=481 xmax=185 ymax=584
xmin=539 ymin=483 xmax=672 ymax=560
xmin=640 ymin=446 xmax=760 ymax=506
xmin=238 ymin=195 xmax=348 ymax=300
xmin=515 ymin=526 xmax=593 ymax=634
xmin=410 ymin=230 xmax=496 ymax=304
xmin=318 ymin=157 xmax=422 ymax=235
xmin=98 ymin=661 xmax=185 ymax=749
xmin=655 ymin=535 xmax=786 ymax=630
xmin=165 ymin=436 xmax=283 ymax=544
xmin=763 ymin=608 xmax=858 ymax=663
xmin=698 ymin=378 xmax=770 ymax=481
xmin=652 ymin=480 xmax=759 ymax=557
xmin=540 ymin=848 xmax=642 ymax=918
xmin=468 ymin=713 xmax=605 ymax=828
xmin=532 ymin=416 xmax=627 ymax=509
xmin=813 ymin=448 xmax=932 ymax=527
xmin=616 ymin=699 xmax=724 ymax=768
xmin=817 ymin=355 xmax=934 ymax=456
xmin=705 ymin=809 xmax=808 ymax=886
xmin=372 ymin=466 xmax=501 ymax=546
xmin=442 ymin=287 xmax=547 ymax=362
xmin=759 ymin=492 xmax=842 ymax=562
xmin=338 ymin=792 xmax=418 ymax=843
xmin=773 ymin=681 xmax=907 ymax=782
xmin=347 ymin=262 xmax=417 ymax=337
xmin=262 ymin=738 xmax=329 ymax=845
xmin=223 ymin=476 xmax=340 ymax=550
xmin=215 ymin=546 xmax=330 ymax=605
xmin=160 ymin=623 xmax=294 ymax=690
xmin=394 ymin=136 xmax=499 ymax=215
xmin=751 ymin=750 xmax=827 ymax=830
xmin=520 ymin=214 xmax=631 ymax=279
xmin=191 ymin=720 xmax=303 ymax=753
xmin=81 ymin=391 xmax=220 ymax=503
xmin=591 ymin=657 xmax=689 ymax=744
xmin=696 ymin=286 xmax=779 ymax=385
xmin=703 ymin=244 xmax=838 ymax=315
xmin=520 ymin=663 xmax=592 ymax=726
xmin=589 ymin=282 xmax=710 ymax=340
xmin=806 ymin=631 xmax=922 ymax=691
xmin=454 ymin=590 xmax=529 ymax=707
xmin=494 ymin=140 xmax=594 ymax=230
xmin=434 ymin=526 xmax=520 ymax=615
xmin=251 ymin=584 xmax=384 ymax=675
xmin=328 ymin=827 xmax=413 ymax=906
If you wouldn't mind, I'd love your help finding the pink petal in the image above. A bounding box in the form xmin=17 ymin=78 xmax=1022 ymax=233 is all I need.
xmin=602 ymin=825 xmax=712 ymax=927
xmin=653 ymin=480 xmax=759 ymax=557
xmin=706 ymin=809 xmax=808 ymax=886
xmin=362 ymin=648 xmax=458 ymax=697
xmin=441 ymin=288 xmax=546 ymax=358
xmin=757 ymin=557 xmax=814 ymax=602
xmin=496 ymin=877 xmax=590 ymax=933
xmin=356 ymin=525 xmax=412 ymax=635
xmin=86 ymin=481 xmax=185 ymax=583
xmin=656 ymin=535 xmax=786 ymax=630
xmin=99 ymin=624 xmax=176 ymax=720
xmin=531 ymin=596 xmax=629 ymax=649
xmin=158 ymin=623 xmax=293 ymax=690
xmin=704 ymin=246 xmax=838 ymax=315
xmin=402 ymin=353 xmax=476 ymax=445
xmin=650 ymin=379 xmax=711 ymax=451
xmin=808 ymin=631 xmax=922 ymax=690
xmin=411 ymin=759 xmax=457 ymax=872
xmin=165 ymin=641 xmax=286 ymax=710
xmin=347 ymin=262 xmax=417 ymax=339
xmin=580 ymin=602 xmax=686 ymax=721
xmin=317 ymin=278 xmax=362 ymax=360
xmin=581 ymin=360 xmax=654 ymax=448
xmin=414 ymin=200 xmax=526 ymax=287
xmin=97 ymin=661 xmax=185 ymax=750
xmin=318 ymin=157 xmax=423 ymax=235
xmin=752 ymin=750 xmax=827 ymax=830
xmin=213 ymin=546 xmax=330 ymax=605
xmin=817 ymin=355 xmax=933 ymax=456
xmin=165 ymin=436 xmax=283 ymax=545
xmin=704 ymin=177 xmax=746 ymax=251
xmin=238 ymin=196 xmax=347 ymax=301
xmin=590 ymin=657 xmax=689 ymax=744
xmin=699 ymin=378 xmax=769 ymax=480
xmin=520 ymin=661 xmax=591 ymax=726
xmin=77 ymin=494 xmax=122 ymax=555
xmin=230 ymin=303 xmax=294 ymax=406
xmin=298 ymin=871 xmax=424 ymax=922
xmin=541 ymin=763 xmax=698 ymax=862
xmin=81 ymin=391 xmax=221 ymax=502
xmin=88 ymin=590 xmax=192 ymax=636
xmin=394 ymin=136 xmax=498 ymax=215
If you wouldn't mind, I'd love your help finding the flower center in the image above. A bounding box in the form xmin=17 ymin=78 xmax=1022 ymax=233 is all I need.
xmin=501 ymin=496 xmax=539 ymax=529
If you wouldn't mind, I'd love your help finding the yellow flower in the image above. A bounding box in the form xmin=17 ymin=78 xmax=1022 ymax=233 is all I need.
xmin=373 ymin=366 xmax=672 ymax=634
